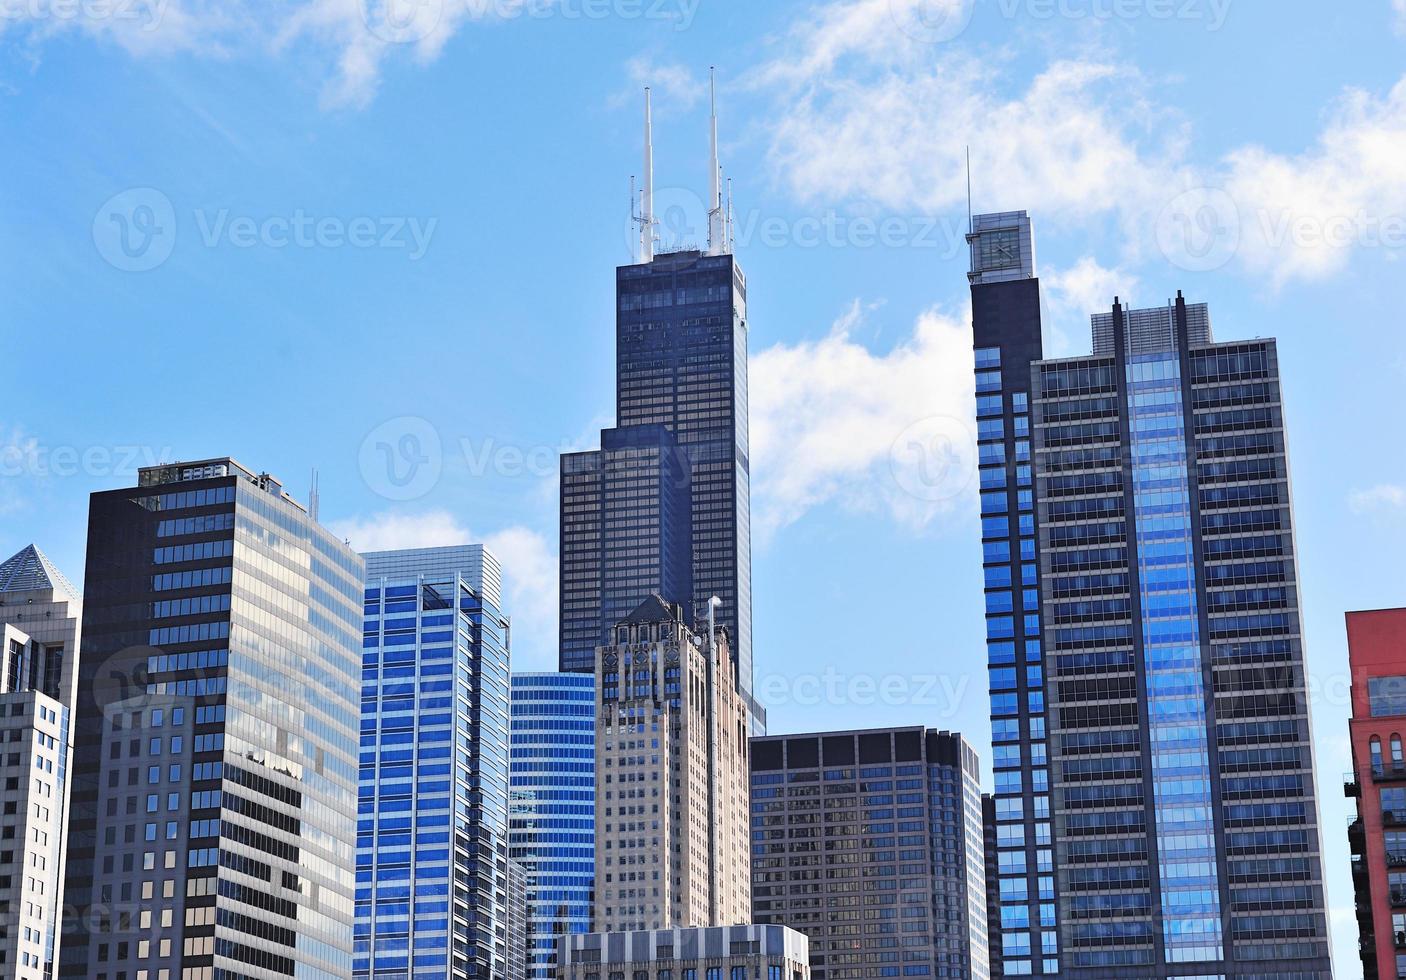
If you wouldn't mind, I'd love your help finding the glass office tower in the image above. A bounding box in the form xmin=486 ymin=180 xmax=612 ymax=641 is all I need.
xmin=508 ymin=673 xmax=596 ymax=980
xmin=969 ymin=218 xmax=1332 ymax=978
xmin=560 ymin=249 xmax=758 ymax=729
xmin=60 ymin=457 xmax=364 ymax=980
xmin=356 ymin=545 xmax=513 ymax=980
xmin=750 ymin=727 xmax=990 ymax=980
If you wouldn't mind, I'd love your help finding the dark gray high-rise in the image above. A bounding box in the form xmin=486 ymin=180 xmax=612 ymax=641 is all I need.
xmin=559 ymin=249 xmax=756 ymax=726
xmin=60 ymin=458 xmax=363 ymax=979
xmin=750 ymin=728 xmax=990 ymax=980
xmin=970 ymin=211 xmax=1331 ymax=978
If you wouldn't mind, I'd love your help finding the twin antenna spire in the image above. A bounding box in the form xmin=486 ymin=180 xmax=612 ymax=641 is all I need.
xmin=633 ymin=67 xmax=732 ymax=263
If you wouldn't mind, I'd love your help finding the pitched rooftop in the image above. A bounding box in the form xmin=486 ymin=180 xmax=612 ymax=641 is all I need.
xmin=0 ymin=544 xmax=81 ymax=600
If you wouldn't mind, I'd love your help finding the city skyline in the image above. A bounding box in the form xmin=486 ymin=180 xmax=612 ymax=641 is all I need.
xmin=6 ymin=4 xmax=1406 ymax=974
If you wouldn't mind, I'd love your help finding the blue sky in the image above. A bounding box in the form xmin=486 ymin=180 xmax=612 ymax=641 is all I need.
xmin=4 ymin=0 xmax=1406 ymax=970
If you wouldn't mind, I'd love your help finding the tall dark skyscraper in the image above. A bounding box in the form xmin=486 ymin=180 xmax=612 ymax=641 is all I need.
xmin=969 ymin=212 xmax=1332 ymax=978
xmin=560 ymin=88 xmax=757 ymax=727
xmin=61 ymin=458 xmax=364 ymax=979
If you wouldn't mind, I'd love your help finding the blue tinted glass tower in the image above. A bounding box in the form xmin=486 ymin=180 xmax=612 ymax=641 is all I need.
xmin=968 ymin=212 xmax=1054 ymax=978
xmin=357 ymin=545 xmax=513 ymax=980
xmin=508 ymin=673 xmax=596 ymax=980
xmin=969 ymin=213 xmax=1331 ymax=978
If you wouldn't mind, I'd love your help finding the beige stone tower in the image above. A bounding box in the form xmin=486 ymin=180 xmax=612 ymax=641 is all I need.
xmin=593 ymin=594 xmax=750 ymax=933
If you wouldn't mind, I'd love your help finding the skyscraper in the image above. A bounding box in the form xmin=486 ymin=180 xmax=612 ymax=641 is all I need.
xmin=509 ymin=672 xmax=597 ymax=980
xmin=60 ymin=457 xmax=364 ymax=979
xmin=1345 ymin=607 xmax=1406 ymax=980
xmin=357 ymin=545 xmax=513 ymax=980
xmin=982 ymin=795 xmax=1003 ymax=980
xmin=593 ymin=595 xmax=750 ymax=933
xmin=0 ymin=544 xmax=82 ymax=980
xmin=749 ymin=727 xmax=990 ymax=980
xmin=969 ymin=217 xmax=1333 ymax=978
xmin=560 ymin=86 xmax=758 ymax=730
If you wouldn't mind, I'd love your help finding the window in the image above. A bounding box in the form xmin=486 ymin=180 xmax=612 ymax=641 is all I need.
xmin=1370 ymin=677 xmax=1406 ymax=717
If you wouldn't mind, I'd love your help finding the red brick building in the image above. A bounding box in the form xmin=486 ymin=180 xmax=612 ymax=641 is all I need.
xmin=1348 ymin=607 xmax=1406 ymax=980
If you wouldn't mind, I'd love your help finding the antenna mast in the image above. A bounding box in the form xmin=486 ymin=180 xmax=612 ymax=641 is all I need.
xmin=726 ymin=177 xmax=735 ymax=253
xmin=966 ymin=145 xmax=973 ymax=234
xmin=707 ymin=67 xmax=725 ymax=256
xmin=308 ymin=468 xmax=320 ymax=523
xmin=630 ymin=175 xmax=639 ymax=263
xmin=640 ymin=88 xmax=656 ymax=263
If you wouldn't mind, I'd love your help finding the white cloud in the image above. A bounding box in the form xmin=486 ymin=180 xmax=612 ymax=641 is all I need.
xmin=755 ymin=0 xmax=1180 ymax=227
xmin=481 ymin=524 xmax=558 ymax=671
xmin=1350 ymin=484 xmax=1406 ymax=512
xmin=329 ymin=509 xmax=559 ymax=670
xmin=2 ymin=0 xmax=547 ymax=108
xmin=1042 ymin=257 xmax=1138 ymax=356
xmin=619 ymin=55 xmax=703 ymax=111
xmin=749 ymin=301 xmax=976 ymax=539
xmin=1221 ymin=78 xmax=1406 ymax=287
xmin=755 ymin=0 xmax=1406 ymax=289
xmin=332 ymin=508 xmax=475 ymax=551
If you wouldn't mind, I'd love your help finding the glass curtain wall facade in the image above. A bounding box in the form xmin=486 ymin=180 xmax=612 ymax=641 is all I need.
xmin=357 ymin=546 xmax=513 ymax=980
xmin=60 ymin=458 xmax=364 ymax=980
xmin=509 ymin=673 xmax=596 ymax=980
xmin=968 ymin=211 xmax=1055 ymax=979
xmin=560 ymin=250 xmax=759 ymax=730
xmin=560 ymin=426 xmax=692 ymax=671
xmin=750 ymin=728 xmax=990 ymax=980
xmin=970 ymin=216 xmax=1332 ymax=979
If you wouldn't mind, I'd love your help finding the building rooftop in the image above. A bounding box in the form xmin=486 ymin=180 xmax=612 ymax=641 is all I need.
xmin=0 ymin=544 xmax=80 ymax=601
xmin=618 ymin=594 xmax=685 ymax=627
